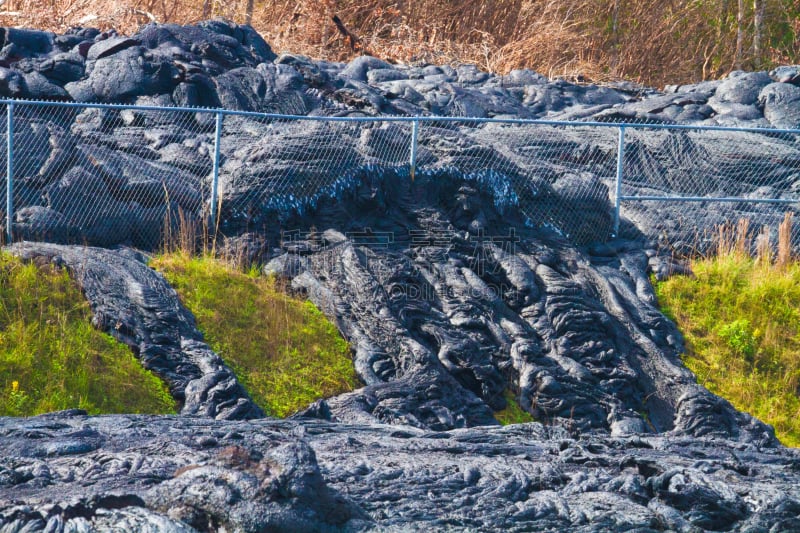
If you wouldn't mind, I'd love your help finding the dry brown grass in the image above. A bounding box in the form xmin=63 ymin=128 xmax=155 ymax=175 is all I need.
xmin=3 ymin=0 xmax=799 ymax=86
xmin=715 ymin=219 xmax=752 ymax=259
xmin=756 ymin=224 xmax=773 ymax=265
xmin=777 ymin=211 xmax=794 ymax=268
xmin=711 ymin=215 xmax=795 ymax=266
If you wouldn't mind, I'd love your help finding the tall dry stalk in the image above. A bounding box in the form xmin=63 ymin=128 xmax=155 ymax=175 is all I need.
xmin=735 ymin=218 xmax=750 ymax=257
xmin=161 ymin=181 xmax=197 ymax=255
xmin=715 ymin=218 xmax=752 ymax=260
xmin=777 ymin=212 xmax=793 ymax=268
xmin=717 ymin=221 xmax=735 ymax=258
xmin=755 ymin=224 xmax=772 ymax=266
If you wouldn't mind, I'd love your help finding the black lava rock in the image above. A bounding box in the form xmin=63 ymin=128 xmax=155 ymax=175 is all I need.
xmin=1 ymin=20 xmax=800 ymax=532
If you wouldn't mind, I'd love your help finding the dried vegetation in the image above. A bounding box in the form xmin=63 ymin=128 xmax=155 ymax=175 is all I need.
xmin=3 ymin=0 xmax=799 ymax=86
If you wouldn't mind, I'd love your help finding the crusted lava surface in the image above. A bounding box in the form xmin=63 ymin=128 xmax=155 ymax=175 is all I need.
xmin=2 ymin=20 xmax=800 ymax=532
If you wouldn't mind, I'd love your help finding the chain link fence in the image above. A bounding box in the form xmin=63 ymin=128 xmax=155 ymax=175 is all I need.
xmin=0 ymin=98 xmax=798 ymax=250
xmin=618 ymin=125 xmax=800 ymax=253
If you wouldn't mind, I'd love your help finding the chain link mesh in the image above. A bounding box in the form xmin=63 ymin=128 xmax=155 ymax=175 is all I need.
xmin=7 ymin=102 xmax=215 ymax=248
xmin=0 ymin=104 xmax=6 ymax=246
xmin=454 ymin=122 xmax=620 ymax=244
xmin=0 ymin=99 xmax=797 ymax=251
xmin=620 ymin=126 xmax=800 ymax=253
xmin=216 ymin=116 xmax=414 ymax=235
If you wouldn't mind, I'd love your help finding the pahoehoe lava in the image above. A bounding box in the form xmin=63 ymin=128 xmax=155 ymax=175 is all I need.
xmin=1 ymin=20 xmax=800 ymax=532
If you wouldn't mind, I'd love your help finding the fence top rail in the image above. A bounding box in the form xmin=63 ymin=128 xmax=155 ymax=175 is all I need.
xmin=1 ymin=98 xmax=800 ymax=136
xmin=620 ymin=195 xmax=799 ymax=204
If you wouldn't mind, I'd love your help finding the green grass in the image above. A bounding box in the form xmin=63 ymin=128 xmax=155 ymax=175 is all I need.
xmin=0 ymin=253 xmax=175 ymax=416
xmin=655 ymin=254 xmax=800 ymax=447
xmin=151 ymin=252 xmax=359 ymax=418
xmin=495 ymin=389 xmax=536 ymax=425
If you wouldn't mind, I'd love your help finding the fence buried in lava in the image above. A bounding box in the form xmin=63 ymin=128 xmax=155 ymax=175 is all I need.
xmin=0 ymin=98 xmax=799 ymax=247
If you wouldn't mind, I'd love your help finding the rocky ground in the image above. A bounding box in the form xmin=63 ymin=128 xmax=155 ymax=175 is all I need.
xmin=2 ymin=411 xmax=800 ymax=532
xmin=1 ymin=20 xmax=800 ymax=532
xmin=0 ymin=20 xmax=798 ymax=249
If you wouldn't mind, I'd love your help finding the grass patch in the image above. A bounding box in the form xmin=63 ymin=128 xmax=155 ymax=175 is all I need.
xmin=655 ymin=253 xmax=800 ymax=446
xmin=0 ymin=253 xmax=175 ymax=416
xmin=495 ymin=389 xmax=536 ymax=425
xmin=151 ymin=252 xmax=359 ymax=418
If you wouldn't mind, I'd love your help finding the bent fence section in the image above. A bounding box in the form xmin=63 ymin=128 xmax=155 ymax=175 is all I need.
xmin=0 ymin=98 xmax=798 ymax=248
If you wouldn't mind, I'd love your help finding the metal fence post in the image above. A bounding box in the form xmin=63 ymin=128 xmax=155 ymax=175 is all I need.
xmin=209 ymin=111 xmax=223 ymax=232
xmin=409 ymin=119 xmax=419 ymax=182
xmin=612 ymin=125 xmax=626 ymax=238
xmin=5 ymin=102 xmax=13 ymax=244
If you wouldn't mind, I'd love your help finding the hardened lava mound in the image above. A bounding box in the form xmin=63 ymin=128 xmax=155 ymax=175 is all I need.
xmin=1 ymin=20 xmax=800 ymax=532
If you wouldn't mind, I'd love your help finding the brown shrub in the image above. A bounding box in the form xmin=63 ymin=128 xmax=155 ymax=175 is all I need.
xmin=4 ymin=0 xmax=799 ymax=86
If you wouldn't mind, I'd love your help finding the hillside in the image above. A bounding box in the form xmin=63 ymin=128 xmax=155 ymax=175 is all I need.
xmin=4 ymin=0 xmax=800 ymax=86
